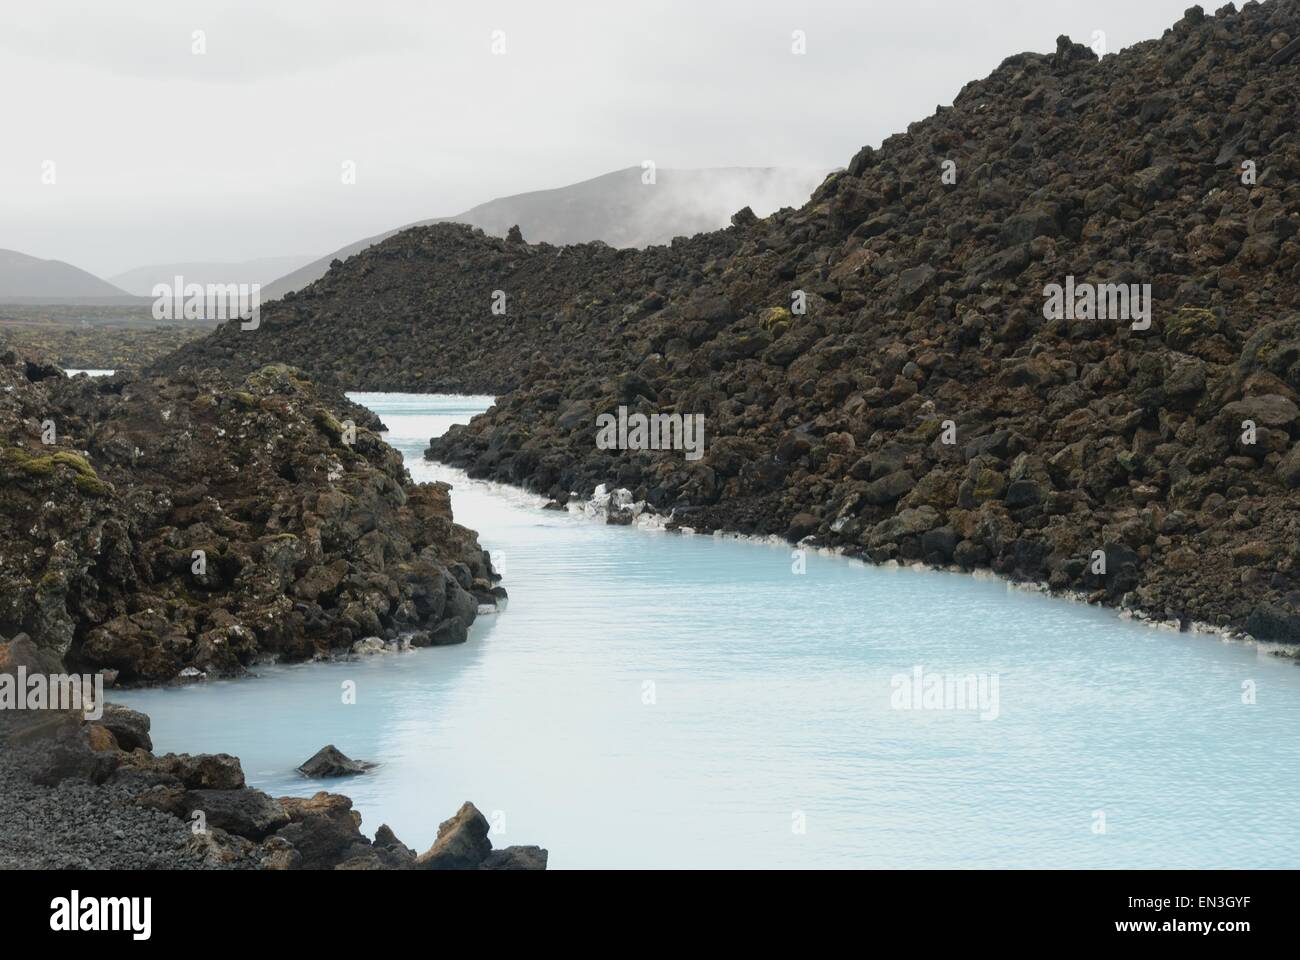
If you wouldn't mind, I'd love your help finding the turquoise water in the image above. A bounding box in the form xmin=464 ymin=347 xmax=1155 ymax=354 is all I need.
xmin=116 ymin=393 xmax=1300 ymax=868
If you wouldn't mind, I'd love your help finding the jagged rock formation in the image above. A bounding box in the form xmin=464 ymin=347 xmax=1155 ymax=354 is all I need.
xmin=0 ymin=346 xmax=501 ymax=684
xmin=155 ymin=3 xmax=1300 ymax=639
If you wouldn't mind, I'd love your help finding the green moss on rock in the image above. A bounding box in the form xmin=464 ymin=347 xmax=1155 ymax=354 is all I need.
xmin=2 ymin=445 xmax=106 ymax=494
xmin=50 ymin=451 xmax=97 ymax=477
xmin=73 ymin=472 xmax=112 ymax=497
xmin=1164 ymin=307 xmax=1219 ymax=350
xmin=760 ymin=306 xmax=793 ymax=332
xmin=313 ymin=408 xmax=347 ymax=442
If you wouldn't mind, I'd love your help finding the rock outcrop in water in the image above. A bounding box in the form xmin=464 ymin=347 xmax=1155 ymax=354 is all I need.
xmin=0 ymin=345 xmax=501 ymax=684
xmin=154 ymin=3 xmax=1300 ymax=640
xmin=298 ymin=744 xmax=374 ymax=778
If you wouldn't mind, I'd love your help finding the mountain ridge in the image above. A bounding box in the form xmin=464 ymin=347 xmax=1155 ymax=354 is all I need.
xmin=260 ymin=165 xmax=829 ymax=300
xmin=0 ymin=249 xmax=132 ymax=302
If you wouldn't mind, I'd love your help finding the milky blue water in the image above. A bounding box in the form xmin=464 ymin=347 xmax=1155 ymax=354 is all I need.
xmin=115 ymin=393 xmax=1300 ymax=868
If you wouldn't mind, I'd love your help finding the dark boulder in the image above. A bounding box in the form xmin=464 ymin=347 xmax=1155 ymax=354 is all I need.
xmin=99 ymin=703 xmax=152 ymax=752
xmin=298 ymin=744 xmax=374 ymax=778
xmin=480 ymin=846 xmax=549 ymax=870
xmin=183 ymin=789 xmax=290 ymax=841
xmin=417 ymin=801 xmax=492 ymax=870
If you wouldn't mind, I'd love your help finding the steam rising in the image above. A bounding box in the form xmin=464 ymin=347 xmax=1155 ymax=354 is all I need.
xmin=456 ymin=166 xmax=834 ymax=249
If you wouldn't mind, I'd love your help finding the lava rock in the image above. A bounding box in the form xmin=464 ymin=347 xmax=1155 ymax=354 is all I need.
xmin=480 ymin=845 xmax=549 ymax=870
xmin=417 ymin=801 xmax=492 ymax=870
xmin=182 ymin=789 xmax=290 ymax=841
xmin=298 ymin=745 xmax=374 ymax=779
xmin=99 ymin=703 xmax=152 ymax=752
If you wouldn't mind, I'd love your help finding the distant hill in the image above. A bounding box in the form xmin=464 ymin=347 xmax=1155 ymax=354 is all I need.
xmin=0 ymin=249 xmax=134 ymax=303
xmin=262 ymin=166 xmax=829 ymax=300
xmin=109 ymin=255 xmax=320 ymax=297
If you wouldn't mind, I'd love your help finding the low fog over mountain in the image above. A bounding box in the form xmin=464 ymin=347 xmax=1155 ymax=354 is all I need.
xmin=109 ymin=256 xmax=319 ymax=298
xmin=1 ymin=167 xmax=827 ymax=306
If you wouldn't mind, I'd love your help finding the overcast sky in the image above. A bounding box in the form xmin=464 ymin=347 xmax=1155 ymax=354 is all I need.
xmin=1 ymin=0 xmax=1197 ymax=278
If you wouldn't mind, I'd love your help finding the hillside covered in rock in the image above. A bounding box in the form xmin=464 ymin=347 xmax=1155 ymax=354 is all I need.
xmin=0 ymin=345 xmax=500 ymax=685
xmin=153 ymin=224 xmax=742 ymax=396
xmin=156 ymin=2 xmax=1300 ymax=640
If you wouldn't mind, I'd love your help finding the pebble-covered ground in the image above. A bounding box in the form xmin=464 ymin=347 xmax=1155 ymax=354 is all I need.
xmin=0 ymin=734 xmax=217 ymax=870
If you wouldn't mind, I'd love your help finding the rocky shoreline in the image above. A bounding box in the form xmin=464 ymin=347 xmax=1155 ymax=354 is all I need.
xmin=559 ymin=478 xmax=1300 ymax=654
xmin=156 ymin=3 xmax=1300 ymax=643
xmin=0 ymin=347 xmax=536 ymax=868
xmin=425 ymin=3 xmax=1300 ymax=643
xmin=0 ymin=348 xmax=501 ymax=685
xmin=0 ymin=706 xmax=545 ymax=870
xmin=7 ymin=0 xmax=1300 ymax=871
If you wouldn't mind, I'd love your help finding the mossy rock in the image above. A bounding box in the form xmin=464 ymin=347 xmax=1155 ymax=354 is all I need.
xmin=73 ymin=473 xmax=112 ymax=497
xmin=1 ymin=446 xmax=43 ymax=473
xmin=915 ymin=418 xmax=945 ymax=442
xmin=1164 ymin=307 xmax=1220 ymax=350
xmin=50 ymin=451 xmax=97 ymax=477
xmin=313 ymin=408 xmax=348 ymax=442
xmin=759 ymin=306 xmax=793 ymax=332
xmin=242 ymin=365 xmax=306 ymax=395
xmin=232 ymin=392 xmax=259 ymax=408
xmin=252 ymin=363 xmax=298 ymax=380
xmin=971 ymin=468 xmax=1007 ymax=501
xmin=2 ymin=446 xmax=100 ymax=484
